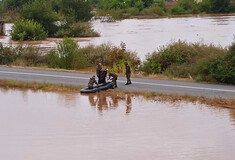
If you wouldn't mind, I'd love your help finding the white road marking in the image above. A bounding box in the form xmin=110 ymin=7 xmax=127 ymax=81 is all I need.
xmin=0 ymin=70 xmax=235 ymax=93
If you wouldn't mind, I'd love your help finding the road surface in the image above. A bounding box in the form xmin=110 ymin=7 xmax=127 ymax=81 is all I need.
xmin=0 ymin=66 xmax=234 ymax=98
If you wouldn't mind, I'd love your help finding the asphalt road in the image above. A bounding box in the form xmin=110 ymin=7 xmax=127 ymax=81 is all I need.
xmin=0 ymin=66 xmax=235 ymax=98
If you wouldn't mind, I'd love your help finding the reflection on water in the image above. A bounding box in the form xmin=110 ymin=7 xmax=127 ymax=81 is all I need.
xmin=88 ymin=93 xmax=132 ymax=115
xmin=1 ymin=15 xmax=235 ymax=60
xmin=0 ymin=87 xmax=235 ymax=160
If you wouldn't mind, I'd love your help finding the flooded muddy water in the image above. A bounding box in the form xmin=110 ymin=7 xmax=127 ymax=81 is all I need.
xmin=1 ymin=15 xmax=235 ymax=60
xmin=0 ymin=87 xmax=235 ymax=160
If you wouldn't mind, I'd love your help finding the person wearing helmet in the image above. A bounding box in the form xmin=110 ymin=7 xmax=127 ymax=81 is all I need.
xmin=108 ymin=72 xmax=118 ymax=88
xmin=88 ymin=75 xmax=98 ymax=89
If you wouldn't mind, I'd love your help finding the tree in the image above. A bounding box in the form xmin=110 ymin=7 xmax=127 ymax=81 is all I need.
xmin=60 ymin=0 xmax=92 ymax=23
xmin=210 ymin=0 xmax=230 ymax=13
xmin=20 ymin=0 xmax=59 ymax=36
xmin=142 ymin=0 xmax=154 ymax=8
xmin=11 ymin=19 xmax=47 ymax=40
xmin=2 ymin=0 xmax=34 ymax=10
xmin=135 ymin=0 xmax=144 ymax=11
xmin=198 ymin=0 xmax=212 ymax=13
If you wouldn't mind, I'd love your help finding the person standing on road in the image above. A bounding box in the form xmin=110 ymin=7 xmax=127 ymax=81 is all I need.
xmin=124 ymin=61 xmax=131 ymax=85
xmin=96 ymin=63 xmax=102 ymax=84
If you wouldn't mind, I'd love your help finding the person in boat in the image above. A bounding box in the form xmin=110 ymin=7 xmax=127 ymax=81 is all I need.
xmin=88 ymin=75 xmax=98 ymax=89
xmin=96 ymin=63 xmax=102 ymax=84
xmin=124 ymin=61 xmax=132 ymax=85
xmin=108 ymin=72 xmax=118 ymax=88
xmin=99 ymin=68 xmax=108 ymax=84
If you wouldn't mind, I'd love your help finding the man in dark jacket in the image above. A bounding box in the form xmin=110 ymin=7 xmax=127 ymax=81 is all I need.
xmin=88 ymin=76 xmax=98 ymax=89
xmin=124 ymin=61 xmax=131 ymax=85
xmin=99 ymin=68 xmax=108 ymax=84
xmin=96 ymin=63 xmax=102 ymax=84
xmin=108 ymin=72 xmax=118 ymax=88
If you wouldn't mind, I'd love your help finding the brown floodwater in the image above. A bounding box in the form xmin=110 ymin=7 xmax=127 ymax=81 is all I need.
xmin=0 ymin=87 xmax=235 ymax=160
xmin=1 ymin=15 xmax=235 ymax=60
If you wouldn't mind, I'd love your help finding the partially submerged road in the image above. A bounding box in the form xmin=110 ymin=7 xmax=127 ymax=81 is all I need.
xmin=0 ymin=66 xmax=234 ymax=98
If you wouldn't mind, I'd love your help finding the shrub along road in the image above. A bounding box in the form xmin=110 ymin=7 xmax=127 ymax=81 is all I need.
xmin=0 ymin=66 xmax=234 ymax=98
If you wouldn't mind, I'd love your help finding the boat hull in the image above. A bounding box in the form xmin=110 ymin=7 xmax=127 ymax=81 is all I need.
xmin=80 ymin=82 xmax=112 ymax=93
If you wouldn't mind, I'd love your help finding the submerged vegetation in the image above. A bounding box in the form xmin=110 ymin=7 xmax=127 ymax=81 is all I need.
xmin=0 ymin=38 xmax=235 ymax=84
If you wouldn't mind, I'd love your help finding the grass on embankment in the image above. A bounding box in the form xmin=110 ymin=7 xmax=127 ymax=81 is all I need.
xmin=0 ymin=80 xmax=234 ymax=109
xmin=0 ymin=80 xmax=82 ymax=92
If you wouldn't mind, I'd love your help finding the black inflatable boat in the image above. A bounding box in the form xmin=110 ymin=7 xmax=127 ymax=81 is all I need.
xmin=80 ymin=82 xmax=112 ymax=93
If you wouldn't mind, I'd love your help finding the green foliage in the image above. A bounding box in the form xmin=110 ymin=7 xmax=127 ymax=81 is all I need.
xmin=229 ymin=2 xmax=235 ymax=13
xmin=142 ymin=0 xmax=154 ymax=8
xmin=170 ymin=0 xmax=198 ymax=15
xmin=20 ymin=0 xmax=59 ymax=36
xmin=206 ymin=42 xmax=235 ymax=84
xmin=0 ymin=43 xmax=18 ymax=65
xmin=2 ymin=0 xmax=34 ymax=10
xmin=17 ymin=46 xmax=45 ymax=66
xmin=54 ymin=22 xmax=100 ymax=38
xmin=60 ymin=0 xmax=92 ymax=23
xmin=141 ymin=5 xmax=165 ymax=16
xmin=11 ymin=19 xmax=47 ymax=41
xmin=143 ymin=41 xmax=232 ymax=84
xmin=198 ymin=0 xmax=212 ymax=13
xmin=46 ymin=38 xmax=88 ymax=69
xmin=0 ymin=43 xmax=45 ymax=66
xmin=135 ymin=0 xmax=145 ymax=11
xmin=210 ymin=0 xmax=230 ymax=13
xmin=79 ymin=42 xmax=140 ymax=72
xmin=109 ymin=9 xmax=125 ymax=19
xmin=170 ymin=5 xmax=187 ymax=15
xmin=45 ymin=50 xmax=60 ymax=68
xmin=126 ymin=7 xmax=139 ymax=16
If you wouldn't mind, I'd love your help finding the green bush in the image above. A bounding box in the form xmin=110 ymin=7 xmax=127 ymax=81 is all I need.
xmin=207 ymin=42 xmax=235 ymax=84
xmin=11 ymin=19 xmax=47 ymax=41
xmin=45 ymin=38 xmax=88 ymax=69
xmin=126 ymin=7 xmax=139 ymax=16
xmin=60 ymin=0 xmax=92 ymax=23
xmin=79 ymin=42 xmax=141 ymax=72
xmin=109 ymin=9 xmax=124 ymax=20
xmin=141 ymin=6 xmax=165 ymax=16
xmin=45 ymin=50 xmax=60 ymax=68
xmin=198 ymin=0 xmax=212 ymax=13
xmin=143 ymin=41 xmax=230 ymax=83
xmin=2 ymin=0 xmax=34 ymax=10
xmin=53 ymin=22 xmax=99 ymax=38
xmin=17 ymin=45 xmax=45 ymax=66
xmin=20 ymin=0 xmax=59 ymax=36
xmin=170 ymin=5 xmax=187 ymax=15
xmin=0 ymin=43 xmax=18 ymax=65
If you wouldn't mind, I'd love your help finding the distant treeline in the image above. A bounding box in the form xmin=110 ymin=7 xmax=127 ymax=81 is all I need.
xmin=90 ymin=0 xmax=235 ymax=19
xmin=0 ymin=0 xmax=234 ymax=40
xmin=1 ymin=38 xmax=234 ymax=84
